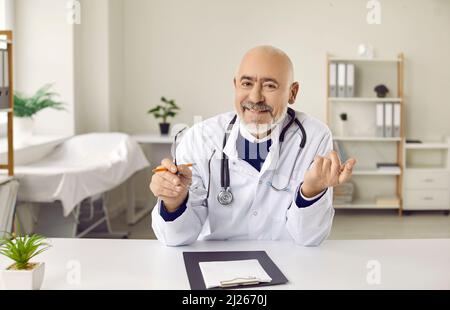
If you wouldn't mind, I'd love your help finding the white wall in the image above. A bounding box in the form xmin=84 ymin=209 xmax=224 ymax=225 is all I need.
xmin=0 ymin=0 xmax=14 ymax=30
xmin=122 ymin=0 xmax=450 ymax=141
xmin=14 ymin=0 xmax=75 ymax=135
xmin=10 ymin=0 xmax=450 ymax=141
xmin=74 ymin=0 xmax=123 ymax=133
xmin=74 ymin=0 xmax=109 ymax=133
xmin=108 ymin=0 xmax=123 ymax=132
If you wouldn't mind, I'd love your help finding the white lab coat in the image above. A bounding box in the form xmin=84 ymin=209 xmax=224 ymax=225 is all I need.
xmin=151 ymin=110 xmax=335 ymax=246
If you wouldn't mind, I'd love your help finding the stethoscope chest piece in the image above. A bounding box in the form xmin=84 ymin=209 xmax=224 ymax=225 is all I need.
xmin=217 ymin=187 xmax=233 ymax=206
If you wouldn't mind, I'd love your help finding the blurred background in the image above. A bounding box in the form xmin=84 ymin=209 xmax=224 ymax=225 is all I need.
xmin=0 ymin=0 xmax=449 ymax=240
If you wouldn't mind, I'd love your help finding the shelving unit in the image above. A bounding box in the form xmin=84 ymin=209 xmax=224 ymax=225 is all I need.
xmin=334 ymin=198 xmax=400 ymax=210
xmin=352 ymin=169 xmax=401 ymax=176
xmin=403 ymin=140 xmax=450 ymax=213
xmin=0 ymin=31 xmax=14 ymax=176
xmin=326 ymin=53 xmax=405 ymax=215
xmin=328 ymin=57 xmax=400 ymax=63
xmin=329 ymin=97 xmax=402 ymax=103
xmin=333 ymin=136 xmax=402 ymax=142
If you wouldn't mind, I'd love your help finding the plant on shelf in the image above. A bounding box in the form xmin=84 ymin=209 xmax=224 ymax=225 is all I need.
xmin=0 ymin=231 xmax=51 ymax=290
xmin=13 ymin=84 xmax=66 ymax=141
xmin=147 ymin=96 xmax=180 ymax=135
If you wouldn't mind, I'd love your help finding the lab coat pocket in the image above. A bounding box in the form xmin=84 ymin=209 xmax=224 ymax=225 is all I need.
xmin=208 ymin=202 xmax=235 ymax=235
xmin=269 ymin=209 xmax=288 ymax=240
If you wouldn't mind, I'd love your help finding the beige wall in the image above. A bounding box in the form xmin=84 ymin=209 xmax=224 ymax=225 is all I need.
xmin=14 ymin=0 xmax=75 ymax=135
xmin=74 ymin=0 xmax=123 ymax=134
xmin=74 ymin=0 xmax=110 ymax=133
xmin=11 ymin=0 xmax=450 ymax=141
xmin=122 ymin=0 xmax=450 ymax=141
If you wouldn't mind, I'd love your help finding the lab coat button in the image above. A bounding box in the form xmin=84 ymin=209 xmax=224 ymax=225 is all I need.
xmin=253 ymin=211 xmax=258 ymax=216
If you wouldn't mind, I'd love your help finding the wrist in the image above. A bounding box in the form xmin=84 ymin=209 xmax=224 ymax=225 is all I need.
xmin=162 ymin=193 xmax=188 ymax=212
xmin=162 ymin=202 xmax=181 ymax=213
xmin=300 ymin=182 xmax=325 ymax=198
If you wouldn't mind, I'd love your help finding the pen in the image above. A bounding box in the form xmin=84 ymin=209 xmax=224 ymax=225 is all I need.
xmin=152 ymin=163 xmax=196 ymax=173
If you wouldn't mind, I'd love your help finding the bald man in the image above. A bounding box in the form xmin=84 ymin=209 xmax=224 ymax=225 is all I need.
xmin=150 ymin=46 xmax=356 ymax=246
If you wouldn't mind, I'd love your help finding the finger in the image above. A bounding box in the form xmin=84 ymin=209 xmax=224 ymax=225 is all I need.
xmin=180 ymin=175 xmax=192 ymax=188
xmin=322 ymin=158 xmax=331 ymax=175
xmin=328 ymin=151 xmax=341 ymax=176
xmin=338 ymin=158 xmax=357 ymax=184
xmin=154 ymin=185 xmax=180 ymax=198
xmin=161 ymin=158 xmax=178 ymax=174
xmin=177 ymin=164 xmax=193 ymax=179
xmin=313 ymin=155 xmax=324 ymax=171
xmin=159 ymin=171 xmax=183 ymax=187
xmin=155 ymin=174 xmax=186 ymax=193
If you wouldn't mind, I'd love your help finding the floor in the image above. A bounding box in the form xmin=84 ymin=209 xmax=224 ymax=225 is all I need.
xmin=110 ymin=209 xmax=450 ymax=240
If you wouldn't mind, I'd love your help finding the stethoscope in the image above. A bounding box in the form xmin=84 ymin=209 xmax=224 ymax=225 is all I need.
xmin=217 ymin=107 xmax=307 ymax=206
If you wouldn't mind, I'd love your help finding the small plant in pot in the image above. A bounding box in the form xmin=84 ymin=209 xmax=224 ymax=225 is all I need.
xmin=13 ymin=84 xmax=65 ymax=142
xmin=0 ymin=232 xmax=51 ymax=290
xmin=147 ymin=96 xmax=180 ymax=135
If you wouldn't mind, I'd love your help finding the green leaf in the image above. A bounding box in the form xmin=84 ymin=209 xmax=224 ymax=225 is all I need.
xmin=147 ymin=106 xmax=161 ymax=114
xmin=0 ymin=232 xmax=51 ymax=270
xmin=13 ymin=84 xmax=66 ymax=118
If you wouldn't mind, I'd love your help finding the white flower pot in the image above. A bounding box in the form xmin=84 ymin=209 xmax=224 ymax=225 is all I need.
xmin=13 ymin=116 xmax=34 ymax=144
xmin=0 ymin=262 xmax=45 ymax=290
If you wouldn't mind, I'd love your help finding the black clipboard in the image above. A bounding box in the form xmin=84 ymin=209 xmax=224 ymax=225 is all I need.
xmin=183 ymin=251 xmax=288 ymax=290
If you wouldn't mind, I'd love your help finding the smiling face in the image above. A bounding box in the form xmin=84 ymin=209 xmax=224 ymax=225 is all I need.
xmin=233 ymin=46 xmax=299 ymax=136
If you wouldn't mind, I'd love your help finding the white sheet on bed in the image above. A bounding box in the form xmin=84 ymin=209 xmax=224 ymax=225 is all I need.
xmin=13 ymin=133 xmax=150 ymax=217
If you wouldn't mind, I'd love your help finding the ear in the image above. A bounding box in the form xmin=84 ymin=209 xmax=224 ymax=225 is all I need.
xmin=233 ymin=77 xmax=237 ymax=88
xmin=288 ymin=82 xmax=299 ymax=104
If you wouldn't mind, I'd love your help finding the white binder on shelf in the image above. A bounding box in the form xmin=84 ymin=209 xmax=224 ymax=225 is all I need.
xmin=376 ymin=103 xmax=384 ymax=137
xmin=393 ymin=103 xmax=401 ymax=137
xmin=384 ymin=103 xmax=393 ymax=137
xmin=345 ymin=63 xmax=355 ymax=97
xmin=329 ymin=62 xmax=337 ymax=97
xmin=337 ymin=63 xmax=346 ymax=97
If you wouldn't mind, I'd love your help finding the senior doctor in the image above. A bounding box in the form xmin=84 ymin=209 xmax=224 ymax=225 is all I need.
xmin=150 ymin=46 xmax=357 ymax=246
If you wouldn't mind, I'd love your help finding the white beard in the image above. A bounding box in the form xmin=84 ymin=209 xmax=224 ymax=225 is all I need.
xmin=240 ymin=106 xmax=288 ymax=143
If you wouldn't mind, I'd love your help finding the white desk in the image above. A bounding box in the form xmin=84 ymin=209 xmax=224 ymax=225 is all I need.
xmin=1 ymin=238 xmax=449 ymax=290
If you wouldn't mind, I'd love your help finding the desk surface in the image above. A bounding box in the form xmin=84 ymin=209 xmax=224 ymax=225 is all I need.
xmin=1 ymin=238 xmax=449 ymax=290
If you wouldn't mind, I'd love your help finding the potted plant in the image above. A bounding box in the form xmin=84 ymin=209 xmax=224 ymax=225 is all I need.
xmin=0 ymin=232 xmax=51 ymax=290
xmin=13 ymin=84 xmax=65 ymax=142
xmin=147 ymin=96 xmax=180 ymax=135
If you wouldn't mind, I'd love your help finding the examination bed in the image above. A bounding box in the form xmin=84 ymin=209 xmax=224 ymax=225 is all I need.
xmin=13 ymin=133 xmax=150 ymax=238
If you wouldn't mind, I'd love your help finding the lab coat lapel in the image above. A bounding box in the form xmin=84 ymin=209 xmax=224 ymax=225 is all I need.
xmin=259 ymin=125 xmax=281 ymax=175
xmin=259 ymin=112 xmax=291 ymax=175
xmin=222 ymin=115 xmax=240 ymax=160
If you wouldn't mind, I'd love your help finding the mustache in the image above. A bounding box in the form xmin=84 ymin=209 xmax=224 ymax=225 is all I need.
xmin=241 ymin=101 xmax=274 ymax=114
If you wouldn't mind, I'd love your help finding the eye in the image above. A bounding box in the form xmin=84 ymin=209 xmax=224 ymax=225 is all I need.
xmin=241 ymin=81 xmax=252 ymax=88
xmin=264 ymin=83 xmax=277 ymax=89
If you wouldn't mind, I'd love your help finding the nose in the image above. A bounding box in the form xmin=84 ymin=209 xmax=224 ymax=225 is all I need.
xmin=248 ymin=82 xmax=264 ymax=103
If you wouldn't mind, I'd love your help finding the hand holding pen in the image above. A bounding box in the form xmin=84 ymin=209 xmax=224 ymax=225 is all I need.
xmin=149 ymin=159 xmax=193 ymax=213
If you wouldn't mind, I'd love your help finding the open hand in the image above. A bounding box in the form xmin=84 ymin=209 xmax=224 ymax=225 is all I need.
xmin=301 ymin=151 xmax=357 ymax=198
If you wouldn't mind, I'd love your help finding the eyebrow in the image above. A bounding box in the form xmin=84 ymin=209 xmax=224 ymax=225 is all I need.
xmin=240 ymin=75 xmax=279 ymax=84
